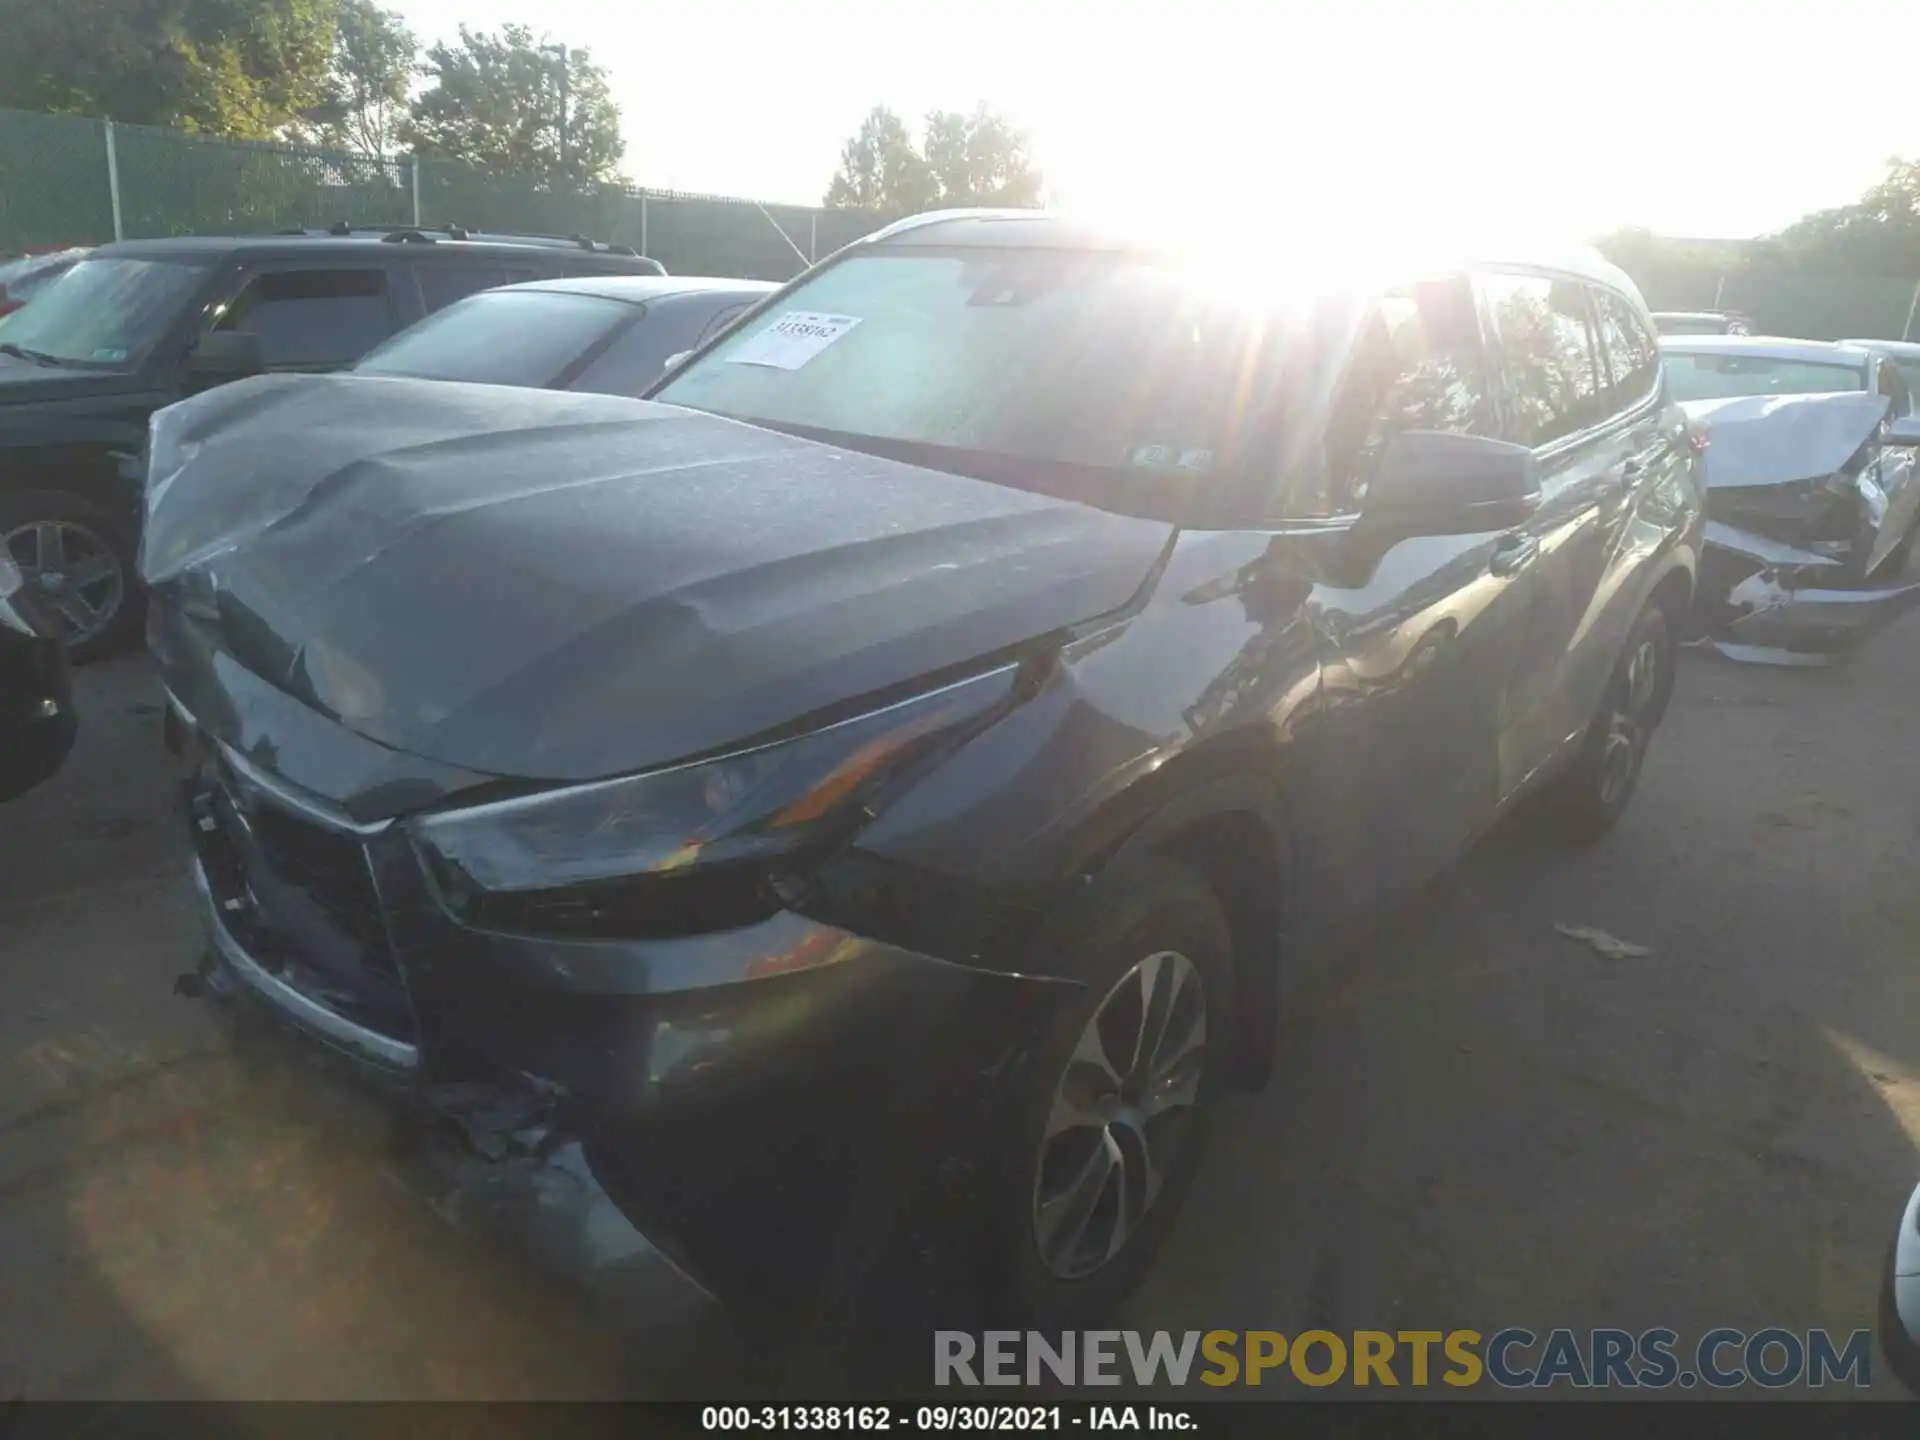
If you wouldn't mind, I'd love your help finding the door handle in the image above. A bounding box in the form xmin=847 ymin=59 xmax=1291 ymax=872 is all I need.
xmin=1489 ymin=532 xmax=1538 ymax=577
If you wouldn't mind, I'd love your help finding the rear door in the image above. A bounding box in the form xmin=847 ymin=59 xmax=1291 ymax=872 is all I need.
xmin=1477 ymin=269 xmax=1630 ymax=798
xmin=1481 ymin=272 xmax=1672 ymax=796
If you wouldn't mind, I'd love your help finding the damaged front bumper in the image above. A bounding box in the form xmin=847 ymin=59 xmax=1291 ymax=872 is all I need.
xmin=170 ymin=703 xmax=1071 ymax=1342
xmin=1700 ymin=511 xmax=1920 ymax=665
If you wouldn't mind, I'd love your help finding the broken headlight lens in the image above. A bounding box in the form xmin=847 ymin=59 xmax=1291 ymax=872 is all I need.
xmin=408 ymin=665 xmax=1019 ymax=938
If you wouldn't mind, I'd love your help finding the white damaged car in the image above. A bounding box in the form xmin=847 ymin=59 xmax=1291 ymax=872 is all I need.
xmin=1681 ymin=389 xmax=1920 ymax=662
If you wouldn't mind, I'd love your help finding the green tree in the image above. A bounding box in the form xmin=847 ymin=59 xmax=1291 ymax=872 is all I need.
xmin=0 ymin=0 xmax=339 ymax=136
xmin=296 ymin=0 xmax=416 ymax=156
xmin=824 ymin=106 xmax=935 ymax=212
xmin=403 ymin=24 xmax=624 ymax=183
xmin=921 ymin=104 xmax=1043 ymax=207
xmin=825 ymin=103 xmax=1042 ymax=213
xmin=1748 ymin=159 xmax=1920 ymax=276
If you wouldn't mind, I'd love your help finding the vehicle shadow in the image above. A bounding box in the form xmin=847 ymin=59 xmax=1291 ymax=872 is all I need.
xmin=1122 ymin=644 xmax=1920 ymax=1398
xmin=17 ymin=641 xmax=1920 ymax=1400
xmin=0 ymin=656 xmax=748 ymax=1400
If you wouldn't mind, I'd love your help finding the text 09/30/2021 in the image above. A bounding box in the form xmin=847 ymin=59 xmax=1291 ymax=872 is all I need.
xmin=701 ymin=1406 xmax=1194 ymax=1431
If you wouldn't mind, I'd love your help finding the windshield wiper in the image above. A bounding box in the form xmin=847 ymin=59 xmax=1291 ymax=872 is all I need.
xmin=0 ymin=342 xmax=67 ymax=367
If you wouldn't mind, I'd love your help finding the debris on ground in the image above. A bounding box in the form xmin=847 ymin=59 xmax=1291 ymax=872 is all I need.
xmin=1554 ymin=923 xmax=1654 ymax=960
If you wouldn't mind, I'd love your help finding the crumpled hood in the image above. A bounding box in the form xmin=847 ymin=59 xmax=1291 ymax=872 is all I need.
xmin=1679 ymin=392 xmax=1891 ymax=489
xmin=142 ymin=374 xmax=1172 ymax=783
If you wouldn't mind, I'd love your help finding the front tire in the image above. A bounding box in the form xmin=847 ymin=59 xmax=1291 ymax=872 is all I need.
xmin=999 ymin=857 xmax=1234 ymax=1326
xmin=1542 ymin=601 xmax=1676 ymax=841
xmin=0 ymin=489 xmax=141 ymax=663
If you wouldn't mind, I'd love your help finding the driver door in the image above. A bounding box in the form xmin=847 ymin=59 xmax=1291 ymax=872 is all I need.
xmin=1297 ymin=275 xmax=1547 ymax=916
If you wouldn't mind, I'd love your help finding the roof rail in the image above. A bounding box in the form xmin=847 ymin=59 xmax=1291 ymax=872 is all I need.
xmin=378 ymin=229 xmax=437 ymax=245
xmin=328 ymin=220 xmax=353 ymax=236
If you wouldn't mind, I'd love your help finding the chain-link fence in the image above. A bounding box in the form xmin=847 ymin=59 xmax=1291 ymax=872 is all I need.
xmin=0 ymin=105 xmax=887 ymax=280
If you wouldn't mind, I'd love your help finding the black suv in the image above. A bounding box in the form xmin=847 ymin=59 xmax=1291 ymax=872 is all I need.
xmin=0 ymin=226 xmax=665 ymax=658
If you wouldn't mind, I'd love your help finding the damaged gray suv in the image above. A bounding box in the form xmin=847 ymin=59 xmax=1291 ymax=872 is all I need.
xmin=144 ymin=214 xmax=1704 ymax=1361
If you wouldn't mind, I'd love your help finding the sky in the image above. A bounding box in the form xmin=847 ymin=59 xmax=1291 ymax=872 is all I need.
xmin=388 ymin=0 xmax=1907 ymax=240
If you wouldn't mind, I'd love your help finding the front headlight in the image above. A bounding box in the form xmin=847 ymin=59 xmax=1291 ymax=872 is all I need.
xmin=409 ymin=664 xmax=1021 ymax=938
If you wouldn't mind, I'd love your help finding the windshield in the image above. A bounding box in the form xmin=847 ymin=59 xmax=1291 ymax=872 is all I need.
xmin=0 ymin=256 xmax=208 ymax=368
xmin=355 ymin=288 xmax=635 ymax=387
xmin=650 ymin=248 xmax=1278 ymax=487
xmin=1661 ymin=350 xmax=1865 ymax=402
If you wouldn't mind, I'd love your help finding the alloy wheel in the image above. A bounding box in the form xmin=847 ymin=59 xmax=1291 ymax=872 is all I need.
xmin=4 ymin=518 xmax=125 ymax=646
xmin=1598 ymin=635 xmax=1662 ymax=807
xmin=1031 ymin=950 xmax=1208 ymax=1281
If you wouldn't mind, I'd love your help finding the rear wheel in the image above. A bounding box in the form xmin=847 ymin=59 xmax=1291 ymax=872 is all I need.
xmin=997 ymin=858 xmax=1234 ymax=1325
xmin=1541 ymin=602 xmax=1676 ymax=841
xmin=0 ymin=489 xmax=140 ymax=662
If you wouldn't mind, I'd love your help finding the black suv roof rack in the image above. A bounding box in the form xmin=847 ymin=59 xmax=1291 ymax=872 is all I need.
xmin=272 ymin=221 xmax=641 ymax=257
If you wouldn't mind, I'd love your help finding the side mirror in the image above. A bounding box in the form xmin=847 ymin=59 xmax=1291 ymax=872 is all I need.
xmin=1880 ymin=1180 xmax=1920 ymax=1394
xmin=1885 ymin=415 xmax=1920 ymax=447
xmin=662 ymin=350 xmax=692 ymax=373
xmin=1358 ymin=430 xmax=1541 ymax=536
xmin=185 ymin=329 xmax=263 ymax=381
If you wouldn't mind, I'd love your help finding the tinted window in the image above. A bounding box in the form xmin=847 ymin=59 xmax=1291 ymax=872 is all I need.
xmin=1593 ymin=288 xmax=1660 ymax=412
xmin=1661 ymin=351 xmax=1865 ymax=402
xmin=571 ymin=297 xmax=749 ymax=396
xmin=1322 ymin=276 xmax=1496 ymax=507
xmin=1654 ymin=316 xmax=1729 ymax=336
xmin=698 ymin=300 xmax=756 ymax=345
xmin=1877 ymin=359 xmax=1914 ymax=416
xmin=218 ymin=268 xmax=394 ymax=367
xmin=1484 ymin=272 xmax=1603 ymax=446
xmin=1894 ymin=360 xmax=1920 ymax=397
xmin=0 ymin=256 xmax=207 ymax=367
xmin=417 ymin=265 xmax=525 ymax=313
xmin=654 ymin=249 xmax=1282 ymax=488
xmin=354 ymin=288 xmax=633 ymax=387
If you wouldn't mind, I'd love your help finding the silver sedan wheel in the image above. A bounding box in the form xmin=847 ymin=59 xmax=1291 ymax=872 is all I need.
xmin=1031 ymin=950 xmax=1208 ymax=1281
xmin=4 ymin=518 xmax=125 ymax=646
xmin=1598 ymin=635 xmax=1662 ymax=807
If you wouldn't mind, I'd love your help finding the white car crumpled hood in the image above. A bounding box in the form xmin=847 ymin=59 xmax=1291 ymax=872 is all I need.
xmin=1680 ymin=392 xmax=1892 ymax=489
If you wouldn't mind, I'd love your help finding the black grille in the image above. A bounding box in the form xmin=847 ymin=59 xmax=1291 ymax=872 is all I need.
xmin=215 ymin=760 xmax=400 ymax=983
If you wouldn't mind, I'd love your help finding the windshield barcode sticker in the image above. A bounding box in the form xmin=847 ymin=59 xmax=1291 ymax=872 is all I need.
xmin=725 ymin=311 xmax=862 ymax=370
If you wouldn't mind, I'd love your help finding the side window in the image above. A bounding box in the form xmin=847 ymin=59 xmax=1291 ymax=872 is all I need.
xmin=216 ymin=267 xmax=394 ymax=368
xmin=1593 ymin=287 xmax=1660 ymax=413
xmin=1482 ymin=272 xmax=1604 ymax=446
xmin=568 ymin=302 xmax=723 ymax=397
xmin=417 ymin=265 xmax=511 ymax=313
xmin=1877 ymin=359 xmax=1914 ymax=417
xmin=697 ymin=301 xmax=754 ymax=347
xmin=1322 ymin=274 xmax=1497 ymax=507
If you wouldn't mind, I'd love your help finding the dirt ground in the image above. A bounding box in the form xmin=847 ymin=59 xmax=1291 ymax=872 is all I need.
xmin=4 ymin=636 xmax=1919 ymax=1399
